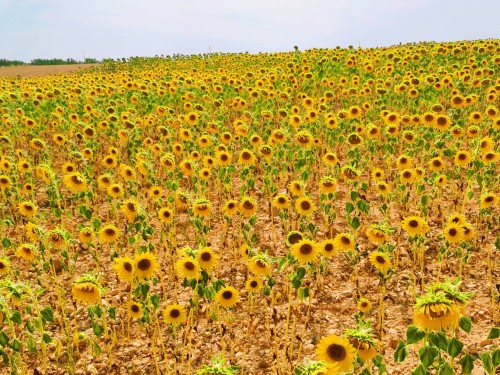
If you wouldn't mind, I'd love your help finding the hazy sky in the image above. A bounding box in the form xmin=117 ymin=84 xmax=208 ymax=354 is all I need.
xmin=1 ymin=0 xmax=499 ymax=62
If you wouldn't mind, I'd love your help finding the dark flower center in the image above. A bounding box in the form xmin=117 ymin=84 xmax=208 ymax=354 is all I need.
xmin=170 ymin=309 xmax=180 ymax=318
xmin=137 ymin=259 xmax=151 ymax=271
xmin=131 ymin=304 xmax=140 ymax=313
xmin=124 ymin=262 xmax=132 ymax=272
xmin=300 ymin=244 xmax=313 ymax=255
xmin=327 ymin=344 xmax=347 ymax=361
xmin=222 ymin=291 xmax=233 ymax=300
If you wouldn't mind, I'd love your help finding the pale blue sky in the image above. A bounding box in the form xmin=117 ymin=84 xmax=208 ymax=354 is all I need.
xmin=0 ymin=0 xmax=499 ymax=62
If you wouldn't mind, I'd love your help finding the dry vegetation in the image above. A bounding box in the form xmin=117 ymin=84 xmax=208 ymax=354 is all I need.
xmin=0 ymin=40 xmax=499 ymax=375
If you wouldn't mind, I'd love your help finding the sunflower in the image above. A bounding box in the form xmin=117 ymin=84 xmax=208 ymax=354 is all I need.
xmin=316 ymin=335 xmax=356 ymax=373
xmin=401 ymin=216 xmax=429 ymax=237
xmin=18 ymin=201 xmax=37 ymax=217
xmin=175 ymin=192 xmax=191 ymax=211
xmin=134 ymin=252 xmax=159 ymax=280
xmin=113 ymin=256 xmax=135 ymax=282
xmin=443 ymin=223 xmax=465 ymax=244
xmin=272 ymin=194 xmax=290 ymax=210
xmin=79 ymin=228 xmax=94 ymax=244
xmin=62 ymin=162 xmax=77 ymax=174
xmin=248 ymin=256 xmax=271 ymax=276
xmin=480 ymin=193 xmax=497 ymax=209
xmin=245 ymin=277 xmax=263 ymax=294
xmin=333 ymin=233 xmax=355 ymax=252
xmin=483 ymin=152 xmax=499 ymax=164
xmin=429 ymin=157 xmax=445 ymax=171
xmin=341 ymin=166 xmax=360 ymax=180
xmin=371 ymin=168 xmax=385 ymax=181
xmin=16 ymin=243 xmax=37 ymax=262
xmin=479 ymin=136 xmax=494 ymax=153
xmin=164 ymin=304 xmax=187 ymax=325
xmin=48 ymin=230 xmax=66 ymax=248
xmin=175 ymin=257 xmax=200 ymax=279
xmin=238 ymin=149 xmax=256 ymax=166
xmin=323 ymin=152 xmax=339 ymax=166
xmin=454 ymin=151 xmax=471 ymax=166
xmin=366 ymin=226 xmax=389 ymax=246
xmin=222 ymin=199 xmax=238 ymax=217
xmin=400 ymin=169 xmax=416 ymax=184
xmin=319 ymin=238 xmax=337 ymax=259
xmin=192 ymin=198 xmax=211 ymax=218
xmin=97 ymin=174 xmax=113 ymax=190
xmin=289 ymin=180 xmax=305 ymax=196
xmin=99 ymin=224 xmax=120 ymax=244
xmin=413 ymin=292 xmax=460 ymax=331
xmin=461 ymin=223 xmax=475 ymax=241
xmin=0 ymin=256 xmax=10 ymax=276
xmin=291 ymin=239 xmax=319 ymax=264
xmin=126 ymin=300 xmax=143 ymax=319
xmin=216 ymin=286 xmax=240 ymax=308
xmin=25 ymin=222 xmax=38 ymax=242
xmin=121 ymin=199 xmax=140 ymax=222
xmin=0 ymin=175 xmax=11 ymax=190
xmin=62 ymin=173 xmax=87 ymax=193
xmin=286 ymin=231 xmax=304 ymax=247
xmin=71 ymin=275 xmax=102 ymax=305
xmin=102 ymin=154 xmax=118 ymax=169
xmin=158 ymin=207 xmax=174 ymax=224
xmin=236 ymin=197 xmax=257 ymax=218
xmin=345 ymin=325 xmax=378 ymax=362
xmin=215 ymin=150 xmax=232 ymax=166
xmin=196 ymin=247 xmax=219 ymax=271
xmin=434 ymin=115 xmax=451 ymax=132
xmin=319 ymin=176 xmax=337 ymax=194
xmin=107 ymin=183 xmax=124 ymax=199
xmin=295 ymin=196 xmax=315 ymax=216
xmin=369 ymin=251 xmax=392 ymax=274
xmin=357 ymin=298 xmax=372 ymax=314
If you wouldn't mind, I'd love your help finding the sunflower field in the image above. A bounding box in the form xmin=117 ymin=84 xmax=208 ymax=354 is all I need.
xmin=0 ymin=39 xmax=499 ymax=375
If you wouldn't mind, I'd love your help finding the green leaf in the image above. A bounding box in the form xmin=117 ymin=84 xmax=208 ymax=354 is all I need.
xmin=447 ymin=337 xmax=464 ymax=358
xmin=419 ymin=345 xmax=439 ymax=367
xmin=459 ymin=316 xmax=472 ymax=333
xmin=411 ymin=364 xmax=428 ymax=375
xmin=40 ymin=307 xmax=55 ymax=323
xmin=10 ymin=310 xmax=22 ymax=324
xmin=437 ymin=362 xmax=454 ymax=375
xmin=0 ymin=331 xmax=8 ymax=347
xmin=458 ymin=353 xmax=475 ymax=375
xmin=492 ymin=348 xmax=500 ymax=368
xmin=480 ymin=352 xmax=493 ymax=374
xmin=394 ymin=340 xmax=408 ymax=363
xmin=27 ymin=335 xmax=38 ymax=354
xmin=42 ymin=333 xmax=52 ymax=343
xmin=428 ymin=331 xmax=448 ymax=351
xmin=487 ymin=326 xmax=500 ymax=339
xmin=296 ymin=267 xmax=306 ymax=279
xmin=1 ymin=237 xmax=11 ymax=248
xmin=9 ymin=338 xmax=22 ymax=352
xmin=406 ymin=325 xmax=426 ymax=344
xmin=92 ymin=322 xmax=104 ymax=337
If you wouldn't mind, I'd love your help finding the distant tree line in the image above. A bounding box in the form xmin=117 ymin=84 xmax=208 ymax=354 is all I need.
xmin=0 ymin=57 xmax=99 ymax=67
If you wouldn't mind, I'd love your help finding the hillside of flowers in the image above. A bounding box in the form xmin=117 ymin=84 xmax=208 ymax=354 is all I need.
xmin=0 ymin=39 xmax=499 ymax=375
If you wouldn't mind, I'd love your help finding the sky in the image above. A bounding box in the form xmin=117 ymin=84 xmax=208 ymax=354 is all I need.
xmin=0 ymin=0 xmax=499 ymax=62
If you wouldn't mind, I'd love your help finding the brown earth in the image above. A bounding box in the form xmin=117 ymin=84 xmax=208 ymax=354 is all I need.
xmin=0 ymin=64 xmax=99 ymax=78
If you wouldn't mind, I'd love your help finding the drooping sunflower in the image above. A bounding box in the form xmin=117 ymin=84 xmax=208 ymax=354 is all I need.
xmin=248 ymin=255 xmax=271 ymax=276
xmin=315 ymin=334 xmax=356 ymax=373
xmin=461 ymin=223 xmax=476 ymax=241
xmin=216 ymin=286 xmax=240 ymax=308
xmin=401 ymin=216 xmax=429 ymax=237
xmin=48 ymin=230 xmax=66 ymax=248
xmin=99 ymin=224 xmax=120 ymax=244
xmin=16 ymin=243 xmax=37 ymax=262
xmin=413 ymin=292 xmax=460 ymax=331
xmin=126 ymin=300 xmax=143 ymax=319
xmin=164 ymin=304 xmax=187 ymax=325
xmin=175 ymin=257 xmax=200 ymax=279
xmin=18 ymin=201 xmax=37 ymax=218
xmin=62 ymin=173 xmax=87 ymax=194
xmin=121 ymin=199 xmax=140 ymax=222
xmin=97 ymin=174 xmax=113 ymax=190
xmin=192 ymin=198 xmax=211 ymax=218
xmin=134 ymin=252 xmax=160 ymax=280
xmin=113 ymin=256 xmax=135 ymax=282
xmin=333 ymin=233 xmax=355 ymax=252
xmin=245 ymin=277 xmax=263 ymax=294
xmin=319 ymin=176 xmax=337 ymax=194
xmin=345 ymin=325 xmax=379 ymax=362
xmin=368 ymin=251 xmax=392 ymax=274
xmin=79 ymin=228 xmax=94 ymax=244
xmin=443 ymin=223 xmax=465 ymax=244
xmin=239 ymin=196 xmax=257 ymax=218
xmin=366 ymin=225 xmax=389 ymax=246
xmin=291 ymin=239 xmax=319 ymax=264
xmin=295 ymin=196 xmax=315 ymax=216
xmin=71 ymin=275 xmax=102 ymax=305
xmin=323 ymin=152 xmax=339 ymax=166
xmin=286 ymin=231 xmax=304 ymax=247
xmin=196 ymin=247 xmax=219 ymax=271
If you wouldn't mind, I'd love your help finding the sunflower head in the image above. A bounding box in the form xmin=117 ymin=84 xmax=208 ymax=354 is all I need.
xmin=315 ymin=334 xmax=356 ymax=373
xmin=71 ymin=274 xmax=102 ymax=305
xmin=164 ymin=304 xmax=187 ymax=325
xmin=216 ymin=286 xmax=240 ymax=308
